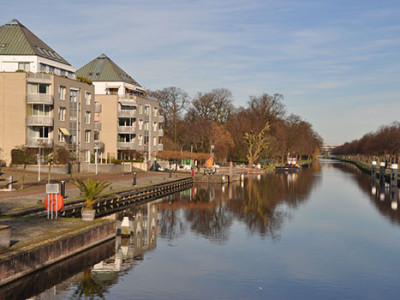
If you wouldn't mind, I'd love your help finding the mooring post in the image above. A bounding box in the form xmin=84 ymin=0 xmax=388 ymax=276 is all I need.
xmin=390 ymin=163 xmax=398 ymax=187
xmin=379 ymin=162 xmax=386 ymax=185
xmin=133 ymin=172 xmax=137 ymax=186
xmin=371 ymin=161 xmax=377 ymax=177
xmin=60 ymin=180 xmax=66 ymax=198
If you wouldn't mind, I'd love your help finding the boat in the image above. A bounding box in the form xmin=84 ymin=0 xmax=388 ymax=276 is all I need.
xmin=275 ymin=155 xmax=300 ymax=173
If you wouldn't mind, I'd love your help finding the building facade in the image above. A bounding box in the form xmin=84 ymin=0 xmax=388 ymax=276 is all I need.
xmin=0 ymin=19 xmax=96 ymax=166
xmin=77 ymin=54 xmax=164 ymax=162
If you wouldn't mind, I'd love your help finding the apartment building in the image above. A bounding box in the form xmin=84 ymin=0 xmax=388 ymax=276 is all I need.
xmin=0 ymin=19 xmax=95 ymax=166
xmin=77 ymin=54 xmax=164 ymax=162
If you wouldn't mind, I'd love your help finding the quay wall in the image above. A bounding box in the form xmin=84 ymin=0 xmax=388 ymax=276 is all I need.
xmin=0 ymin=219 xmax=115 ymax=286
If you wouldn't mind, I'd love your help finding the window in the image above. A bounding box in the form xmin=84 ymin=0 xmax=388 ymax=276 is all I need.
xmin=144 ymin=105 xmax=150 ymax=116
xmin=138 ymin=135 xmax=143 ymax=145
xmin=39 ymin=84 xmax=50 ymax=94
xmin=58 ymin=107 xmax=66 ymax=121
xmin=144 ymin=136 xmax=149 ymax=145
xmin=40 ymin=63 xmax=46 ymax=72
xmin=138 ymin=119 xmax=143 ymax=130
xmin=18 ymin=62 xmax=30 ymax=72
xmin=85 ymin=130 xmax=91 ymax=143
xmin=153 ymin=122 xmax=157 ymax=132
xmin=153 ymin=107 xmax=158 ymax=117
xmin=85 ymin=111 xmax=91 ymax=124
xmin=144 ymin=121 xmax=149 ymax=130
xmin=59 ymin=86 xmax=66 ymax=100
xmin=49 ymin=66 xmax=55 ymax=74
xmin=139 ymin=105 xmax=143 ymax=114
xmin=153 ymin=137 xmax=157 ymax=146
xmin=70 ymin=89 xmax=78 ymax=102
xmin=60 ymin=70 xmax=65 ymax=76
xmin=58 ymin=130 xmax=65 ymax=142
xmin=85 ymin=150 xmax=90 ymax=162
xmin=85 ymin=92 xmax=91 ymax=105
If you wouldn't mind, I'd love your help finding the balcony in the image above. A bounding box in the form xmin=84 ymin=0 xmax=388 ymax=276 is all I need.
xmin=27 ymin=94 xmax=53 ymax=105
xmin=118 ymin=110 xmax=137 ymax=118
xmin=118 ymin=126 xmax=136 ymax=134
xmin=94 ymin=140 xmax=104 ymax=150
xmin=95 ymin=103 xmax=102 ymax=113
xmin=94 ymin=122 xmax=102 ymax=131
xmin=27 ymin=115 xmax=53 ymax=126
xmin=26 ymin=137 xmax=54 ymax=148
xmin=27 ymin=72 xmax=52 ymax=84
xmin=158 ymin=129 xmax=164 ymax=137
xmin=117 ymin=142 xmax=136 ymax=150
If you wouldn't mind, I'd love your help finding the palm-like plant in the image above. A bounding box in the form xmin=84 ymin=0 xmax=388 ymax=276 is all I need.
xmin=72 ymin=178 xmax=111 ymax=210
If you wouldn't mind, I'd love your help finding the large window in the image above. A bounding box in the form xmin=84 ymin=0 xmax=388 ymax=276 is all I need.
xmin=27 ymin=83 xmax=50 ymax=94
xmin=18 ymin=62 xmax=30 ymax=72
xmin=85 ymin=92 xmax=91 ymax=105
xmin=138 ymin=119 xmax=143 ymax=130
xmin=85 ymin=130 xmax=91 ymax=143
xmin=144 ymin=105 xmax=150 ymax=116
xmin=58 ymin=107 xmax=66 ymax=121
xmin=27 ymin=104 xmax=51 ymax=116
xmin=70 ymin=89 xmax=78 ymax=102
xmin=85 ymin=111 xmax=91 ymax=124
xmin=84 ymin=150 xmax=90 ymax=162
xmin=59 ymin=86 xmax=66 ymax=100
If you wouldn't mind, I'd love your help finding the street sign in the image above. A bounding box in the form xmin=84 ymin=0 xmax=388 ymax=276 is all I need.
xmin=46 ymin=184 xmax=59 ymax=194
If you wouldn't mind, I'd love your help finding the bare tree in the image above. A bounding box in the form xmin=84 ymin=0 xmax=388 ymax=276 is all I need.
xmin=148 ymin=87 xmax=189 ymax=146
xmin=244 ymin=123 xmax=271 ymax=167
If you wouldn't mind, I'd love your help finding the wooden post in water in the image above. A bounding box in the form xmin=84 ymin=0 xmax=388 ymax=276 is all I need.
xmin=390 ymin=163 xmax=398 ymax=187
xmin=379 ymin=162 xmax=386 ymax=185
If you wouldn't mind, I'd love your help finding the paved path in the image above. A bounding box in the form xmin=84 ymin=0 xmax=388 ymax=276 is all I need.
xmin=0 ymin=169 xmax=187 ymax=215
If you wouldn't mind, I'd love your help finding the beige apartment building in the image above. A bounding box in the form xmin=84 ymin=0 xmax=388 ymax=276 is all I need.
xmin=0 ymin=19 xmax=96 ymax=166
xmin=77 ymin=54 xmax=164 ymax=162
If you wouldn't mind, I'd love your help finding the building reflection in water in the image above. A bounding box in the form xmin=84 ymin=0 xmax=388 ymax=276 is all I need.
xmin=10 ymin=166 xmax=321 ymax=299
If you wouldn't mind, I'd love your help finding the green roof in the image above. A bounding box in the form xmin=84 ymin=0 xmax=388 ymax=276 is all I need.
xmin=77 ymin=54 xmax=142 ymax=87
xmin=0 ymin=19 xmax=70 ymax=65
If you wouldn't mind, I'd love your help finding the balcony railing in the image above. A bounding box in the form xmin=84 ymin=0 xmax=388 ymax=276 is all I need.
xmin=117 ymin=142 xmax=136 ymax=150
xmin=94 ymin=122 xmax=102 ymax=131
xmin=95 ymin=103 xmax=102 ymax=113
xmin=26 ymin=137 xmax=54 ymax=148
xmin=118 ymin=110 xmax=136 ymax=118
xmin=27 ymin=94 xmax=54 ymax=105
xmin=94 ymin=140 xmax=104 ymax=150
xmin=27 ymin=115 xmax=53 ymax=126
xmin=118 ymin=126 xmax=136 ymax=134
xmin=158 ymin=129 xmax=164 ymax=137
xmin=26 ymin=72 xmax=52 ymax=83
xmin=158 ymin=144 xmax=164 ymax=151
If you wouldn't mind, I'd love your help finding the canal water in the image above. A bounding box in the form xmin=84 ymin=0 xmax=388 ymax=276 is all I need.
xmin=4 ymin=159 xmax=400 ymax=299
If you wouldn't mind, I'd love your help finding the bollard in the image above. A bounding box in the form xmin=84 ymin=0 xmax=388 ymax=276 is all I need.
xmin=60 ymin=180 xmax=66 ymax=198
xmin=371 ymin=161 xmax=377 ymax=176
xmin=133 ymin=172 xmax=137 ymax=186
xmin=169 ymin=169 xmax=172 ymax=178
xmin=379 ymin=162 xmax=386 ymax=185
xmin=390 ymin=164 xmax=398 ymax=187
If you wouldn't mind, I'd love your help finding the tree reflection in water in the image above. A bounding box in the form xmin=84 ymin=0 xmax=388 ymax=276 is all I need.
xmin=157 ymin=164 xmax=321 ymax=243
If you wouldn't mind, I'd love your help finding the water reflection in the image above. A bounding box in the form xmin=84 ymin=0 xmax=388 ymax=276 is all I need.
xmin=157 ymin=164 xmax=321 ymax=242
xmin=332 ymin=162 xmax=400 ymax=225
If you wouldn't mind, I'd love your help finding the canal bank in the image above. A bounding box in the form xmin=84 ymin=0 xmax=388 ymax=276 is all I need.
xmin=0 ymin=217 xmax=115 ymax=286
xmin=0 ymin=172 xmax=193 ymax=286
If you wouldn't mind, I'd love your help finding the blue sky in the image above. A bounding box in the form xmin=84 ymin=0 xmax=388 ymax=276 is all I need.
xmin=3 ymin=0 xmax=400 ymax=144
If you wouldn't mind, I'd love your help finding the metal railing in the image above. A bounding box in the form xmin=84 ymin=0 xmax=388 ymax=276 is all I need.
xmin=94 ymin=122 xmax=102 ymax=131
xmin=118 ymin=126 xmax=136 ymax=133
xmin=95 ymin=103 xmax=102 ymax=113
xmin=26 ymin=94 xmax=54 ymax=105
xmin=117 ymin=142 xmax=136 ymax=150
xmin=118 ymin=110 xmax=137 ymax=118
xmin=26 ymin=137 xmax=54 ymax=148
xmin=26 ymin=115 xmax=53 ymax=126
